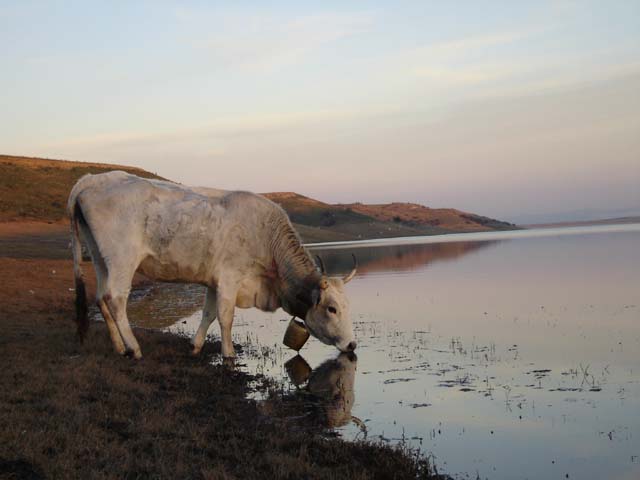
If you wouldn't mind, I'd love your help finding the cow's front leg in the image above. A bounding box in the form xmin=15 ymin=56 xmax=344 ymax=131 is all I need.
xmin=192 ymin=287 xmax=217 ymax=355
xmin=217 ymin=289 xmax=237 ymax=358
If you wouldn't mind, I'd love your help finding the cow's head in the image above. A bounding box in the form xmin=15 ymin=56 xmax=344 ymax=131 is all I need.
xmin=304 ymin=255 xmax=357 ymax=353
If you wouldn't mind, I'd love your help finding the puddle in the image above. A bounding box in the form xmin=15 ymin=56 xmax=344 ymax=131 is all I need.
xmin=100 ymin=224 xmax=640 ymax=480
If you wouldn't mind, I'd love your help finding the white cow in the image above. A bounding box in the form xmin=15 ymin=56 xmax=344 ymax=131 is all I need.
xmin=68 ymin=171 xmax=357 ymax=359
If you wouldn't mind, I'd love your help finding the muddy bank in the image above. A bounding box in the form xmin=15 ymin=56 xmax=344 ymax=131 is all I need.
xmin=0 ymin=223 xmax=437 ymax=479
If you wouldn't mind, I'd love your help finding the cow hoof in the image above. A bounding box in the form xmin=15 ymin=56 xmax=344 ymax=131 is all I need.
xmin=191 ymin=347 xmax=201 ymax=356
xmin=125 ymin=348 xmax=143 ymax=360
xmin=222 ymin=345 xmax=236 ymax=358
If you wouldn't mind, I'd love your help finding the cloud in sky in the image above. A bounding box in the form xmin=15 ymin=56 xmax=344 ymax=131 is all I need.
xmin=197 ymin=11 xmax=375 ymax=73
xmin=1 ymin=1 xmax=639 ymax=221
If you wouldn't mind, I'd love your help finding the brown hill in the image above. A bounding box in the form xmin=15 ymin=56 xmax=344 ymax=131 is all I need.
xmin=262 ymin=192 xmax=515 ymax=236
xmin=262 ymin=192 xmax=449 ymax=240
xmin=263 ymin=192 xmax=372 ymax=227
xmin=338 ymin=202 xmax=515 ymax=232
xmin=1 ymin=154 xmax=516 ymax=242
xmin=0 ymin=155 xmax=164 ymax=222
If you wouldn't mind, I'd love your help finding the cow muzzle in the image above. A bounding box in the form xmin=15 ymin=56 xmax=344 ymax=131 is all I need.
xmin=338 ymin=340 xmax=357 ymax=353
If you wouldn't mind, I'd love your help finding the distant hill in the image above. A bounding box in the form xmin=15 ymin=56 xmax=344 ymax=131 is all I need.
xmin=508 ymin=207 xmax=640 ymax=225
xmin=261 ymin=192 xmax=516 ymax=241
xmin=261 ymin=192 xmax=445 ymax=241
xmin=337 ymin=201 xmax=515 ymax=232
xmin=524 ymin=216 xmax=640 ymax=228
xmin=1 ymin=154 xmax=517 ymax=242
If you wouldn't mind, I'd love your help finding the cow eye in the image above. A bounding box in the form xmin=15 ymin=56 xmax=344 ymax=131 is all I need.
xmin=327 ymin=306 xmax=337 ymax=314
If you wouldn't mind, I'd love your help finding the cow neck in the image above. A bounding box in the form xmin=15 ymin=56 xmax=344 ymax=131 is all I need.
xmin=267 ymin=214 xmax=320 ymax=320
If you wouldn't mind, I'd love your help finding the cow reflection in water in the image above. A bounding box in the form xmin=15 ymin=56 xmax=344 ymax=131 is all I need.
xmin=275 ymin=352 xmax=362 ymax=430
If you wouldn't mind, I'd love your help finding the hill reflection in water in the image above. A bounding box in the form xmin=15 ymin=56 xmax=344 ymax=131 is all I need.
xmin=311 ymin=240 xmax=497 ymax=276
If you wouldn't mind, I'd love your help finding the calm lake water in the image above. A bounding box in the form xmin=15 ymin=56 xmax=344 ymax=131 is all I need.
xmin=123 ymin=224 xmax=640 ymax=480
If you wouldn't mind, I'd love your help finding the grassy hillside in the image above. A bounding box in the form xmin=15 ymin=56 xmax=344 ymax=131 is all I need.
xmin=263 ymin=192 xmax=372 ymax=227
xmin=263 ymin=192 xmax=447 ymax=241
xmin=1 ymin=154 xmax=517 ymax=241
xmin=0 ymin=155 xmax=164 ymax=222
xmin=264 ymin=193 xmax=517 ymax=240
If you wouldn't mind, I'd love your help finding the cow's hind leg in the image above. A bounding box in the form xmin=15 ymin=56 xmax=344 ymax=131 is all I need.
xmin=106 ymin=293 xmax=142 ymax=359
xmin=98 ymin=299 xmax=126 ymax=355
xmin=192 ymin=287 xmax=217 ymax=355
xmin=99 ymin=259 xmax=142 ymax=359
xmin=78 ymin=218 xmax=126 ymax=355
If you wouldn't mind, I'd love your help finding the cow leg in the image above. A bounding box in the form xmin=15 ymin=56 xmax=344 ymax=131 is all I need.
xmin=79 ymin=219 xmax=127 ymax=354
xmin=191 ymin=287 xmax=217 ymax=355
xmin=96 ymin=256 xmax=142 ymax=358
xmin=106 ymin=294 xmax=142 ymax=359
xmin=98 ymin=299 xmax=126 ymax=355
xmin=93 ymin=258 xmax=126 ymax=355
xmin=216 ymin=286 xmax=238 ymax=358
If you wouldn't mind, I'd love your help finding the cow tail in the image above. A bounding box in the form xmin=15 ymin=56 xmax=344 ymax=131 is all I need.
xmin=70 ymin=201 xmax=89 ymax=341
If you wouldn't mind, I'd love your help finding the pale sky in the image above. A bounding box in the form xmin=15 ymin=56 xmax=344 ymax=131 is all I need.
xmin=2 ymin=1 xmax=639 ymax=222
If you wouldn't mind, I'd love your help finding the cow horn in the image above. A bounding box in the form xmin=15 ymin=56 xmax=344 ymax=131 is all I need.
xmin=315 ymin=255 xmax=326 ymax=274
xmin=343 ymin=254 xmax=357 ymax=284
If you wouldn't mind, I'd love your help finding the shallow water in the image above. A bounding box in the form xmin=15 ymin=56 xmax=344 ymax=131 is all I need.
xmin=124 ymin=224 xmax=640 ymax=480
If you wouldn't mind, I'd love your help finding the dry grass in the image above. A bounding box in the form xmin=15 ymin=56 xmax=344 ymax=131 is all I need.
xmin=0 ymin=154 xmax=157 ymax=172
xmin=1 ymin=327 xmax=434 ymax=479
xmin=0 ymin=155 xmax=164 ymax=222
